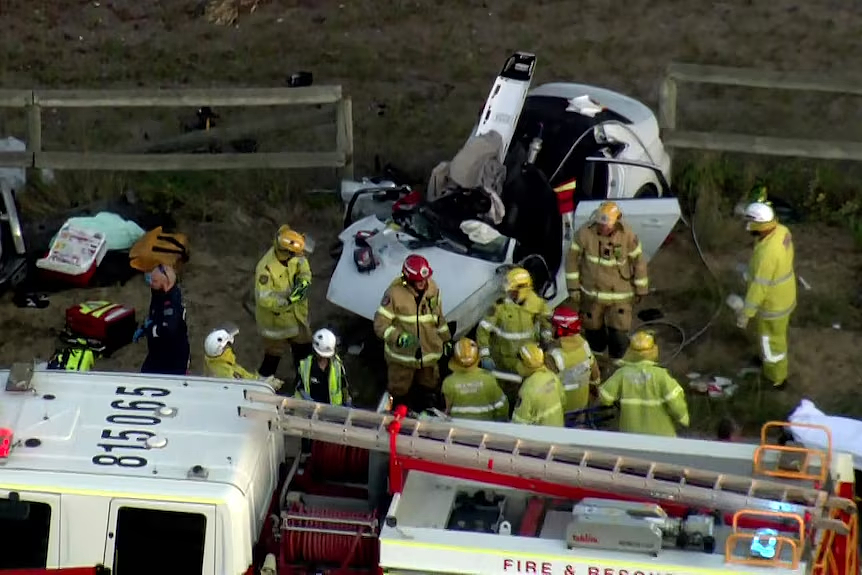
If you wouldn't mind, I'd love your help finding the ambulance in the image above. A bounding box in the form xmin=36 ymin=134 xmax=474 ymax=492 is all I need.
xmin=0 ymin=364 xmax=858 ymax=575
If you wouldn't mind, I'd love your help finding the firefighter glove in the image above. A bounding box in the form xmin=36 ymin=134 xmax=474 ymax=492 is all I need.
xmin=443 ymin=340 xmax=454 ymax=357
xmin=736 ymin=312 xmax=750 ymax=330
xmin=396 ymin=332 xmax=416 ymax=348
xmin=288 ymin=280 xmax=310 ymax=304
xmin=569 ymin=291 xmax=581 ymax=305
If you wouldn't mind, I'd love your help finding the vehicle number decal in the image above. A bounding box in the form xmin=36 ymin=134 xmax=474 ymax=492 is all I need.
xmin=92 ymin=385 xmax=170 ymax=469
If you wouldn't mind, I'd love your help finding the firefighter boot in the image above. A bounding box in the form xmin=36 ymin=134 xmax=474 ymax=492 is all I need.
xmin=584 ymin=328 xmax=608 ymax=355
xmin=607 ymin=328 xmax=630 ymax=361
xmin=258 ymin=354 xmax=281 ymax=378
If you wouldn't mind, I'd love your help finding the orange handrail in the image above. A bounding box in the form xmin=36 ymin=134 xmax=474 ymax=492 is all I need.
xmin=756 ymin=421 xmax=833 ymax=484
xmin=725 ymin=509 xmax=806 ymax=570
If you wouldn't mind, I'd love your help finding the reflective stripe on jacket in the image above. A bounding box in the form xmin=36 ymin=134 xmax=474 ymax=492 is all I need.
xmin=546 ymin=334 xmax=600 ymax=412
xmin=442 ymin=366 xmax=509 ymax=421
xmin=296 ymin=355 xmax=345 ymax=406
xmin=204 ymin=348 xmax=258 ymax=380
xmin=565 ymin=220 xmax=648 ymax=302
xmin=511 ymin=367 xmax=566 ymax=427
xmin=743 ymin=223 xmax=796 ymax=320
xmin=476 ymin=292 xmax=552 ymax=372
xmin=373 ymin=277 xmax=451 ymax=368
xmin=254 ymin=248 xmax=312 ymax=340
xmin=599 ymin=359 xmax=689 ymax=437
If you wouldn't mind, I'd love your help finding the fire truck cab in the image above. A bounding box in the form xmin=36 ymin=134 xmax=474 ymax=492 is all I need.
xmin=0 ymin=365 xmax=286 ymax=575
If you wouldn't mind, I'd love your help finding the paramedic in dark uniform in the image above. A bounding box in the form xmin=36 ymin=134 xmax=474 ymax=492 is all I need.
xmin=136 ymin=264 xmax=190 ymax=375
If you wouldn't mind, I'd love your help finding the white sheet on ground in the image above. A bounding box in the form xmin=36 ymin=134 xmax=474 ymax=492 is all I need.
xmin=789 ymin=399 xmax=862 ymax=471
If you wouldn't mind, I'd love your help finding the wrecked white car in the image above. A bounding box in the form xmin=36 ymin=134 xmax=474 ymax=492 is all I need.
xmin=327 ymin=52 xmax=681 ymax=339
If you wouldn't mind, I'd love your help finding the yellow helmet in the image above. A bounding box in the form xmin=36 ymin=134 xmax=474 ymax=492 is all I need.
xmin=595 ymin=201 xmax=622 ymax=227
xmin=274 ymin=225 xmax=305 ymax=259
xmin=627 ymin=330 xmax=658 ymax=362
xmin=519 ymin=342 xmax=545 ymax=371
xmin=452 ymin=338 xmax=480 ymax=369
xmin=505 ymin=267 xmax=533 ymax=302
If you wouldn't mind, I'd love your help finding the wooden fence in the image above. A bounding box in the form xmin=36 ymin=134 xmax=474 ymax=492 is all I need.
xmin=0 ymin=86 xmax=353 ymax=178
xmin=658 ymin=63 xmax=862 ymax=161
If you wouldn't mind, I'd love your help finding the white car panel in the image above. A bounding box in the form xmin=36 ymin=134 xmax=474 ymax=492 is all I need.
xmin=327 ymin=216 xmax=508 ymax=325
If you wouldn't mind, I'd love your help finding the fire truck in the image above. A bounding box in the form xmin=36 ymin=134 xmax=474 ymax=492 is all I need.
xmin=0 ymin=364 xmax=857 ymax=575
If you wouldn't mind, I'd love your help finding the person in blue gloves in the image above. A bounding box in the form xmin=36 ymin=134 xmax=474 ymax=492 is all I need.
xmin=134 ymin=264 xmax=190 ymax=375
xmin=294 ymin=328 xmax=352 ymax=406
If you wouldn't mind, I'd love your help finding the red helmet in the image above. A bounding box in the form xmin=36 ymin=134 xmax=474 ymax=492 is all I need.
xmin=551 ymin=306 xmax=581 ymax=337
xmin=402 ymin=254 xmax=432 ymax=283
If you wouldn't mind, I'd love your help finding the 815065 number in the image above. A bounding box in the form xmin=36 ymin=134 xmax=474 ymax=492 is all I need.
xmin=92 ymin=385 xmax=172 ymax=469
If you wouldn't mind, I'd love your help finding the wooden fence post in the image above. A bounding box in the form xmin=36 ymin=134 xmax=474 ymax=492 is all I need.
xmin=336 ymin=97 xmax=355 ymax=181
xmin=658 ymin=76 xmax=677 ymax=132
xmin=27 ymin=92 xmax=42 ymax=155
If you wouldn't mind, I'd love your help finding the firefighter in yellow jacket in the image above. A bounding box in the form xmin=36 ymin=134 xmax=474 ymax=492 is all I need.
xmin=203 ymin=326 xmax=283 ymax=390
xmin=373 ymin=254 xmax=451 ymax=412
xmin=566 ymin=201 xmax=649 ymax=360
xmin=441 ymin=338 xmax=509 ymax=421
xmin=511 ymin=343 xmax=566 ymax=427
xmin=598 ymin=331 xmax=689 ymax=437
xmin=736 ymin=201 xmax=796 ymax=389
xmin=476 ymin=267 xmax=552 ymax=378
xmin=255 ymin=225 xmax=313 ymax=382
xmin=545 ymin=306 xmax=600 ymax=413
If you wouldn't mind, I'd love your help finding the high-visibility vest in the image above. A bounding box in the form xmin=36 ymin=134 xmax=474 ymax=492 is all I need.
xmin=296 ymin=355 xmax=344 ymax=405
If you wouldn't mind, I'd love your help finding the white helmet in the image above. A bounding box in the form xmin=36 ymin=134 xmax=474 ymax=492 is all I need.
xmin=312 ymin=328 xmax=336 ymax=358
xmin=204 ymin=326 xmax=238 ymax=358
xmin=744 ymin=202 xmax=776 ymax=232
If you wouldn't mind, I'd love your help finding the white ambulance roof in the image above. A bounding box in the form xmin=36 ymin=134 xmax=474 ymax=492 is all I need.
xmin=0 ymin=368 xmax=278 ymax=500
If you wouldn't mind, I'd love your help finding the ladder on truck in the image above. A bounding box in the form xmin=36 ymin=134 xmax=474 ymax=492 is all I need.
xmin=238 ymin=394 xmax=855 ymax=533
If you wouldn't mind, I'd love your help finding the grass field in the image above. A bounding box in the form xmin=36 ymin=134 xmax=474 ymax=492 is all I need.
xmin=2 ymin=0 xmax=862 ymax=435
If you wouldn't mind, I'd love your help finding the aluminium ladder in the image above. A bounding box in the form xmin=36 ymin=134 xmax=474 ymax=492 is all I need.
xmin=238 ymin=393 xmax=855 ymax=533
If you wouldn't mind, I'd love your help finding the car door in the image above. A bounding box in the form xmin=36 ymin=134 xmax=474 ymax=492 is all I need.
xmin=571 ymin=198 xmax=681 ymax=262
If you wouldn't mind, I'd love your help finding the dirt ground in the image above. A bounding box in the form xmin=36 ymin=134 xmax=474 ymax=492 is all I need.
xmin=2 ymin=0 xmax=862 ymax=433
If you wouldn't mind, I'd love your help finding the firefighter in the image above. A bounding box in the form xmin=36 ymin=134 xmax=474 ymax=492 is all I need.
xmin=598 ymin=331 xmax=690 ymax=437
xmin=736 ymin=201 xmax=796 ymax=389
xmin=566 ymin=201 xmax=649 ymax=361
xmin=545 ymin=306 xmax=600 ymax=413
xmin=441 ymin=338 xmax=509 ymax=421
xmin=511 ymin=343 xmax=566 ymax=427
xmin=255 ymin=225 xmax=313 ymax=382
xmin=203 ymin=326 xmax=284 ymax=390
xmin=373 ymin=254 xmax=451 ymax=412
xmin=136 ymin=264 xmax=190 ymax=375
xmin=296 ymin=328 xmax=352 ymax=406
xmin=476 ymin=267 xmax=552 ymax=377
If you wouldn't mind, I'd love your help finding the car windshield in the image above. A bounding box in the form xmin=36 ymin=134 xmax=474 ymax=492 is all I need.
xmin=395 ymin=205 xmax=509 ymax=263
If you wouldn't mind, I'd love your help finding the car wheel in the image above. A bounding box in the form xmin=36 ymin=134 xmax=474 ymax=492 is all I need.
xmin=635 ymin=184 xmax=659 ymax=198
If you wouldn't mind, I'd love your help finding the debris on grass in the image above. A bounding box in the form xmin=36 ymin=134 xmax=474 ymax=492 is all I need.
xmin=203 ymin=0 xmax=267 ymax=26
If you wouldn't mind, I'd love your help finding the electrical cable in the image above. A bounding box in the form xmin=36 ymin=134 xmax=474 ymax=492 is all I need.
xmin=634 ymin=185 xmax=726 ymax=364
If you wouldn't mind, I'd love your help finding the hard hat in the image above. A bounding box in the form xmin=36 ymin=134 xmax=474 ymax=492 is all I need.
xmin=744 ymin=202 xmax=777 ymax=232
xmin=505 ymin=267 xmax=533 ymax=293
xmin=519 ymin=342 xmax=545 ymax=370
xmin=551 ymin=306 xmax=581 ymax=337
xmin=595 ymin=201 xmax=622 ymax=227
xmin=402 ymin=254 xmax=432 ymax=283
xmin=627 ymin=330 xmax=658 ymax=361
xmin=204 ymin=328 xmax=236 ymax=358
xmin=452 ymin=338 xmax=480 ymax=369
xmin=274 ymin=225 xmax=306 ymax=259
xmin=312 ymin=328 xmax=337 ymax=358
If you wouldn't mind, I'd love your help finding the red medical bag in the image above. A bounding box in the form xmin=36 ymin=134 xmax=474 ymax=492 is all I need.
xmin=65 ymin=301 xmax=137 ymax=350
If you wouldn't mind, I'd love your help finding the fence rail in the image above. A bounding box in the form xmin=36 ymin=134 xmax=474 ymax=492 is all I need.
xmin=0 ymin=86 xmax=353 ymax=177
xmin=658 ymin=63 xmax=862 ymax=162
